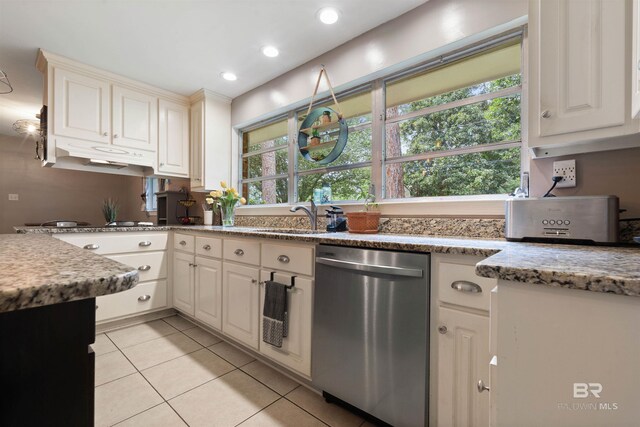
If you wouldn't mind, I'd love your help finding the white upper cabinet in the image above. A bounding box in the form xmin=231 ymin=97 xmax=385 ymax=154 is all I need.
xmin=158 ymin=99 xmax=190 ymax=177
xmin=529 ymin=0 xmax=640 ymax=156
xmin=53 ymin=68 xmax=110 ymax=144
xmin=190 ymin=89 xmax=231 ymax=191
xmin=112 ymin=85 xmax=158 ymax=152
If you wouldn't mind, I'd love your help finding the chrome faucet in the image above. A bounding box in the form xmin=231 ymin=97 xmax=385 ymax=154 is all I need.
xmin=290 ymin=200 xmax=318 ymax=231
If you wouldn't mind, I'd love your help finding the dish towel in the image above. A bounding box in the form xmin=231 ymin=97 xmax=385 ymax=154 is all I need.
xmin=262 ymin=280 xmax=288 ymax=348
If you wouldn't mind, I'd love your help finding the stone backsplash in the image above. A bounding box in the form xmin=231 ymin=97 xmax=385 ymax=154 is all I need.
xmin=236 ymin=215 xmax=640 ymax=243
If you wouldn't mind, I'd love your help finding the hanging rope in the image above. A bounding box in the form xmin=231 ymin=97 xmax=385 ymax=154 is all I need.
xmin=305 ymin=65 xmax=344 ymax=119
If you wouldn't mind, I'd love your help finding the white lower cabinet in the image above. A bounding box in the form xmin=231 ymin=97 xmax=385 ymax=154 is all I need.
xmin=222 ymin=262 xmax=260 ymax=349
xmin=173 ymin=250 xmax=195 ymax=315
xmin=437 ymin=306 xmax=490 ymax=427
xmin=194 ymin=256 xmax=222 ymax=330
xmin=259 ymin=270 xmax=313 ymax=377
xmin=96 ymin=280 xmax=167 ymax=322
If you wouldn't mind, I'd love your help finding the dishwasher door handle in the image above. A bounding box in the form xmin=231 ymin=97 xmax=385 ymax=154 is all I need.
xmin=316 ymin=257 xmax=423 ymax=278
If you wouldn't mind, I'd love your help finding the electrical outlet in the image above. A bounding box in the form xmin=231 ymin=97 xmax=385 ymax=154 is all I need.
xmin=8 ymin=194 xmax=18 ymax=201
xmin=553 ymin=159 xmax=576 ymax=188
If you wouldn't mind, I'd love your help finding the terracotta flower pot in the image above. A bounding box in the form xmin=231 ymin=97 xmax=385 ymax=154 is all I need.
xmin=346 ymin=211 xmax=381 ymax=234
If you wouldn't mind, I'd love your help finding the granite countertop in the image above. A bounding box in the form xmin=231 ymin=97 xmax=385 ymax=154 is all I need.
xmin=13 ymin=225 xmax=640 ymax=297
xmin=0 ymin=234 xmax=139 ymax=313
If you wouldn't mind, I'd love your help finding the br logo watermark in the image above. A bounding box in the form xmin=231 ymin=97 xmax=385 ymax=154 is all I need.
xmin=556 ymin=383 xmax=619 ymax=411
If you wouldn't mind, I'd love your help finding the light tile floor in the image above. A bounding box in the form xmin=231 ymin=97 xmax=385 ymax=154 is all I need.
xmin=95 ymin=316 xmax=369 ymax=427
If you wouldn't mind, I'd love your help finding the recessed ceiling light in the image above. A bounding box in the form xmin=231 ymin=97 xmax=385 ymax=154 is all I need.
xmin=318 ymin=7 xmax=339 ymax=25
xmin=221 ymin=72 xmax=237 ymax=81
xmin=262 ymin=46 xmax=279 ymax=58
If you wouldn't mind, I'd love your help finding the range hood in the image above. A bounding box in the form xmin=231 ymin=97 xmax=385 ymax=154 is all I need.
xmin=43 ymin=138 xmax=156 ymax=177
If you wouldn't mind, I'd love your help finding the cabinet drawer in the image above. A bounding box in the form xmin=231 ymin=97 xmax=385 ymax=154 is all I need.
xmin=174 ymin=233 xmax=195 ymax=253
xmin=195 ymin=236 xmax=222 ymax=258
xmin=261 ymin=243 xmax=314 ymax=276
xmin=438 ymin=259 xmax=495 ymax=311
xmin=55 ymin=232 xmax=168 ymax=255
xmin=224 ymin=239 xmax=260 ymax=265
xmin=107 ymin=251 xmax=167 ymax=282
xmin=95 ymin=280 xmax=167 ymax=322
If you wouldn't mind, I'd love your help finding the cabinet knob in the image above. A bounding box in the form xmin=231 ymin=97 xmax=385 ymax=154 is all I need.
xmin=160 ymin=162 xmax=165 ymax=167
xmin=102 ymin=132 xmax=108 ymax=136
xmin=83 ymin=244 xmax=99 ymax=250
xmin=138 ymin=265 xmax=151 ymax=271
xmin=113 ymin=134 xmax=119 ymax=138
xmin=277 ymin=255 xmax=290 ymax=263
xmin=438 ymin=325 xmax=448 ymax=334
xmin=138 ymin=295 xmax=151 ymax=302
xmin=234 ymin=249 xmax=244 ymax=256
xmin=139 ymin=241 xmax=152 ymax=247
xmin=541 ymin=110 xmax=552 ymax=119
xmin=477 ymin=379 xmax=490 ymax=393
xmin=179 ymin=240 xmax=186 ymax=246
xmin=203 ymin=244 xmax=211 ymax=251
xmin=251 ymin=279 xmax=258 ymax=284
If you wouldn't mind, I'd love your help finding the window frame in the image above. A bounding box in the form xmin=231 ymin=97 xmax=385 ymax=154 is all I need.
xmin=238 ymin=29 xmax=527 ymax=208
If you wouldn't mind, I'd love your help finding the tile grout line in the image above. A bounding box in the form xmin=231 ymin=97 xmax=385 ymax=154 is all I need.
xmin=232 ymin=398 xmax=283 ymax=427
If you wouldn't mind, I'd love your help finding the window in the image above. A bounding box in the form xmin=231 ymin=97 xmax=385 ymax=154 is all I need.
xmin=145 ymin=177 xmax=159 ymax=211
xmin=383 ymin=41 xmax=522 ymax=198
xmin=239 ymin=35 xmax=523 ymax=205
xmin=241 ymin=118 xmax=289 ymax=205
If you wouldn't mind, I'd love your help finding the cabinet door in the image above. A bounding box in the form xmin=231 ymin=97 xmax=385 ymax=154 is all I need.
xmin=437 ymin=307 xmax=490 ymax=427
xmin=222 ymin=263 xmax=260 ymax=349
xmin=158 ymin=99 xmax=189 ymax=177
xmin=190 ymin=99 xmax=204 ymax=190
xmin=258 ymin=271 xmax=313 ymax=377
xmin=535 ymin=0 xmax=625 ymax=137
xmin=53 ymin=67 xmax=110 ymax=143
xmin=112 ymin=85 xmax=158 ymax=152
xmin=195 ymin=256 xmax=222 ymax=330
xmin=173 ymin=251 xmax=194 ymax=315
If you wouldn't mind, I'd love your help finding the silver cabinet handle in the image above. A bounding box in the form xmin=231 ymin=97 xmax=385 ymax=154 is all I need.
xmin=438 ymin=325 xmax=448 ymax=334
xmin=179 ymin=240 xmax=186 ymax=246
xmin=203 ymin=244 xmax=211 ymax=251
xmin=251 ymin=279 xmax=258 ymax=284
xmin=138 ymin=265 xmax=151 ymax=271
xmin=188 ymin=263 xmax=198 ymax=267
xmin=138 ymin=295 xmax=151 ymax=302
xmin=234 ymin=249 xmax=244 ymax=256
xmin=541 ymin=110 xmax=552 ymax=119
xmin=139 ymin=241 xmax=152 ymax=247
xmin=83 ymin=244 xmax=99 ymax=250
xmin=477 ymin=380 xmax=490 ymax=393
xmin=102 ymin=132 xmax=108 ymax=136
xmin=451 ymin=280 xmax=482 ymax=293
xmin=277 ymin=255 xmax=290 ymax=263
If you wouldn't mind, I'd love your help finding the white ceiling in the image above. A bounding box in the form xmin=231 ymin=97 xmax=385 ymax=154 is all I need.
xmin=0 ymin=0 xmax=427 ymax=136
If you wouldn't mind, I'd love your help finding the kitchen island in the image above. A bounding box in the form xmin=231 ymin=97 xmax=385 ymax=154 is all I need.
xmin=0 ymin=234 xmax=138 ymax=427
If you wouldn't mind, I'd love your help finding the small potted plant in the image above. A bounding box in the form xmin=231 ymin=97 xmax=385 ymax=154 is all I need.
xmin=203 ymin=193 xmax=221 ymax=226
xmin=346 ymin=189 xmax=381 ymax=234
xmin=320 ymin=110 xmax=332 ymax=124
xmin=102 ymin=198 xmax=119 ymax=225
xmin=310 ymin=128 xmax=321 ymax=146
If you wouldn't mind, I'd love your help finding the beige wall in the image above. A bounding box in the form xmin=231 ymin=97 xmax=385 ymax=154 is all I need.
xmin=231 ymin=0 xmax=527 ymax=127
xmin=0 ymin=134 xmax=148 ymax=233
xmin=529 ymin=147 xmax=640 ymax=217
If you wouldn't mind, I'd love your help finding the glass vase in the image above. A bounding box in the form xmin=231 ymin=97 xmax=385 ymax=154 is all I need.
xmin=220 ymin=202 xmax=236 ymax=227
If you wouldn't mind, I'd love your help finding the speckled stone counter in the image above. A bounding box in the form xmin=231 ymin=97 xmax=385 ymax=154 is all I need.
xmin=14 ymin=225 xmax=640 ymax=297
xmin=15 ymin=225 xmax=171 ymax=234
xmin=0 ymin=234 xmax=139 ymax=312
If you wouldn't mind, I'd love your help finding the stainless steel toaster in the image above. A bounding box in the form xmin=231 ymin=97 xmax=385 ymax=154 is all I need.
xmin=505 ymin=196 xmax=619 ymax=243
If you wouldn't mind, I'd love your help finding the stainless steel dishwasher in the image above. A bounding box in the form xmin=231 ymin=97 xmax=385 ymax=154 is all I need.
xmin=313 ymin=245 xmax=429 ymax=427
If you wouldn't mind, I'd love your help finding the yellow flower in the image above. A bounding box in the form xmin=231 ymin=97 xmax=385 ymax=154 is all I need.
xmin=220 ymin=181 xmax=227 ymax=189
xmin=209 ymin=190 xmax=222 ymax=198
xmin=230 ymin=188 xmax=239 ymax=197
xmin=240 ymin=197 xmax=247 ymax=205
xmin=205 ymin=197 xmax=214 ymax=204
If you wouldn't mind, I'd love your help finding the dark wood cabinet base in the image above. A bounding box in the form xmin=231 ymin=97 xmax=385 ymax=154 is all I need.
xmin=0 ymin=298 xmax=96 ymax=427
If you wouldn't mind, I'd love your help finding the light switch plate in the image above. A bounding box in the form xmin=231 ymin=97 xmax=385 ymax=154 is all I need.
xmin=8 ymin=194 xmax=19 ymax=201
